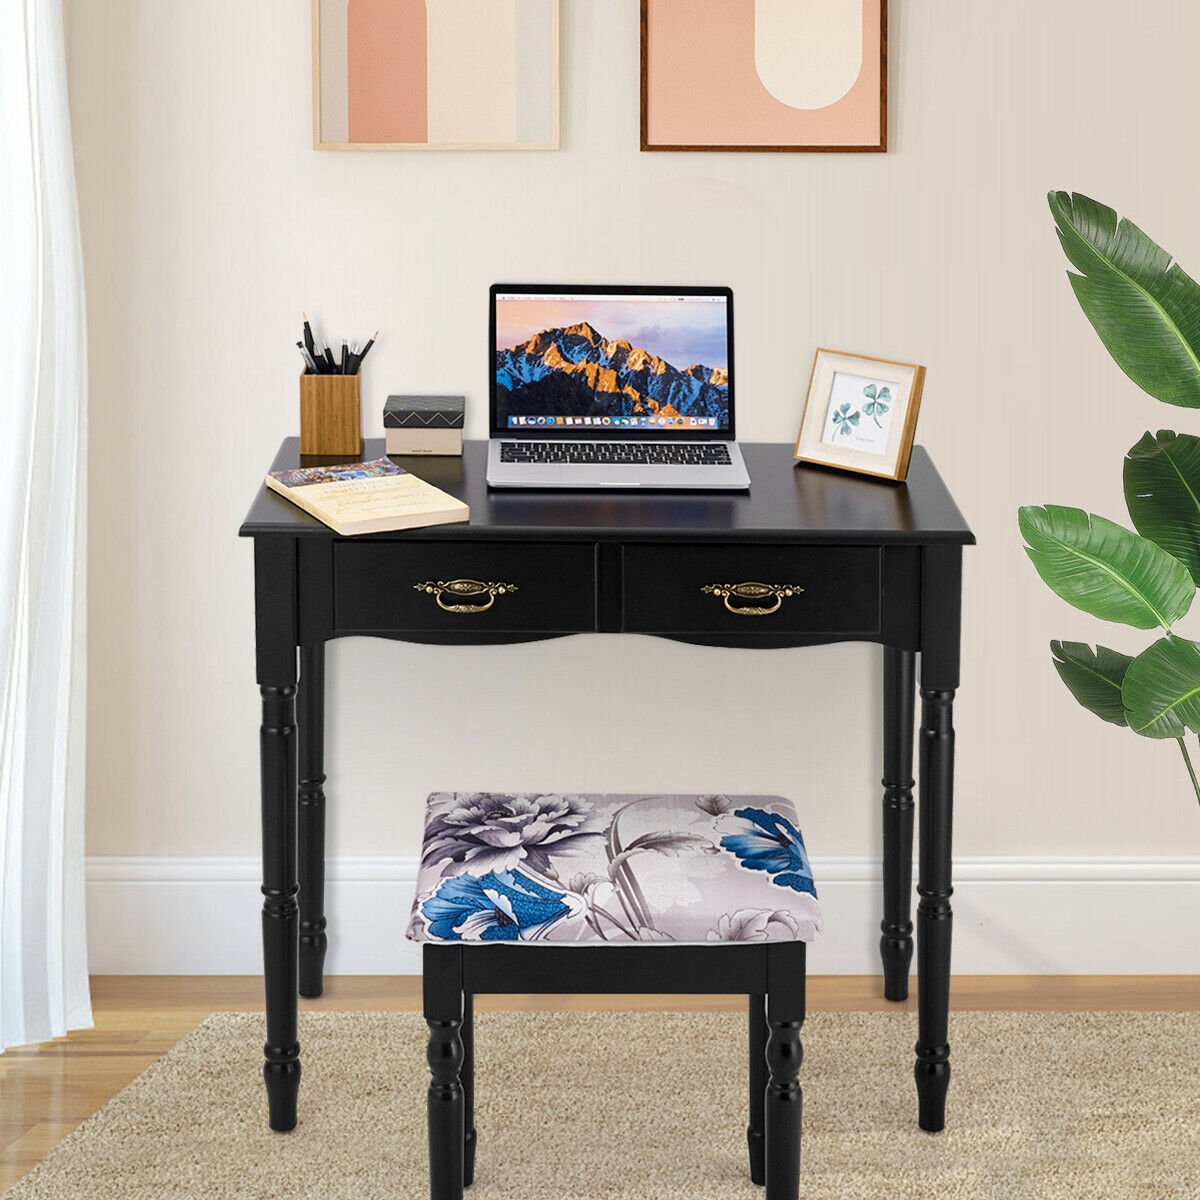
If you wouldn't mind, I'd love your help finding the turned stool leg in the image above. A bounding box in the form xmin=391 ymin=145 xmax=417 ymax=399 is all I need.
xmin=424 ymin=947 xmax=465 ymax=1200
xmin=462 ymin=993 xmax=476 ymax=1187
xmin=765 ymin=946 xmax=805 ymax=1200
xmin=747 ymin=994 xmax=767 ymax=1185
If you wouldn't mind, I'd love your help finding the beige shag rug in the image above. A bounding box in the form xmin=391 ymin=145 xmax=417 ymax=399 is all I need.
xmin=4 ymin=1010 xmax=1199 ymax=1200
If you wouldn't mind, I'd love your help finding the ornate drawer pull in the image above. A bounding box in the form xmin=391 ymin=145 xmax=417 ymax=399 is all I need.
xmin=414 ymin=579 xmax=518 ymax=614
xmin=700 ymin=581 xmax=804 ymax=617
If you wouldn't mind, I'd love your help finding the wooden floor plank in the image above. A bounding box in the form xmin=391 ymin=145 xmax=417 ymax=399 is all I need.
xmin=1 ymin=974 xmax=1197 ymax=1192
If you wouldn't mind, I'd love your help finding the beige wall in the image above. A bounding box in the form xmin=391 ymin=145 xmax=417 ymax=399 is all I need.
xmin=67 ymin=0 xmax=1200 ymax=863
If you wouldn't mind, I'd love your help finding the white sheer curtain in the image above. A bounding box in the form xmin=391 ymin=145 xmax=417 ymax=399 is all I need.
xmin=0 ymin=0 xmax=91 ymax=1051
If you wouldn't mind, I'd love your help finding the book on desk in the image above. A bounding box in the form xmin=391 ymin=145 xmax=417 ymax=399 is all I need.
xmin=265 ymin=456 xmax=469 ymax=536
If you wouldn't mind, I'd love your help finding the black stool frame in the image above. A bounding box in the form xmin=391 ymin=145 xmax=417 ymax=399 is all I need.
xmin=424 ymin=940 xmax=807 ymax=1200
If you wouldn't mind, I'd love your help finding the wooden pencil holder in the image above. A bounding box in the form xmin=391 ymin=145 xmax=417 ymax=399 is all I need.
xmin=299 ymin=372 xmax=362 ymax=458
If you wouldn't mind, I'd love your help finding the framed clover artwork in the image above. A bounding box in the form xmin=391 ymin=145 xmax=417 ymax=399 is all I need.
xmin=312 ymin=0 xmax=559 ymax=150
xmin=641 ymin=0 xmax=887 ymax=152
xmin=793 ymin=350 xmax=925 ymax=481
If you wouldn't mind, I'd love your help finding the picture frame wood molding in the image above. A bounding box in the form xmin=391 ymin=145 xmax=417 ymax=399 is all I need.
xmin=312 ymin=0 xmax=560 ymax=151
xmin=641 ymin=0 xmax=887 ymax=153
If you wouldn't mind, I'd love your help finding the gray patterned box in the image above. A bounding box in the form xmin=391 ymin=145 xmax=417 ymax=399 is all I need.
xmin=383 ymin=394 xmax=465 ymax=456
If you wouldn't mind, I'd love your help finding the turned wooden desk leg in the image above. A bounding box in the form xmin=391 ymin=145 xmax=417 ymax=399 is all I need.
xmin=298 ymin=643 xmax=328 ymax=999
xmin=880 ymin=647 xmax=916 ymax=1002
xmin=260 ymin=681 xmax=301 ymax=1132
xmin=915 ymin=683 xmax=955 ymax=1132
xmin=914 ymin=544 xmax=960 ymax=1133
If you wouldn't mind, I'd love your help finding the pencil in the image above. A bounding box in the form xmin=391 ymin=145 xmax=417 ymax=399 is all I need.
xmin=353 ymin=331 xmax=378 ymax=374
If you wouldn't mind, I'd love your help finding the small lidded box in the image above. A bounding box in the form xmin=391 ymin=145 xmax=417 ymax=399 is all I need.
xmin=383 ymin=394 xmax=465 ymax=457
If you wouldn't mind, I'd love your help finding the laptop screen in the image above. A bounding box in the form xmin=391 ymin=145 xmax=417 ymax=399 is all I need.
xmin=491 ymin=286 xmax=733 ymax=437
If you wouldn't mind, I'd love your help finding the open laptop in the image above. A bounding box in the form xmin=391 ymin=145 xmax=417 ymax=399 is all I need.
xmin=486 ymin=284 xmax=750 ymax=489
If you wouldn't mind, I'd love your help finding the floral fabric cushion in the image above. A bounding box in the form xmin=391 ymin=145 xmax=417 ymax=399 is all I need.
xmin=407 ymin=793 xmax=822 ymax=946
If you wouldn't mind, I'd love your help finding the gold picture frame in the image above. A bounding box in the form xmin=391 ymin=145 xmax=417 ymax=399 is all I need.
xmin=794 ymin=349 xmax=925 ymax=481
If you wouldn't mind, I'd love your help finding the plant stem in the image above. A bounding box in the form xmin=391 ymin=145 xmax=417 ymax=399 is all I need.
xmin=1176 ymin=737 xmax=1200 ymax=809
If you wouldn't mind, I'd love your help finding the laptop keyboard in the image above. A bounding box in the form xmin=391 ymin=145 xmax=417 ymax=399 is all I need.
xmin=501 ymin=441 xmax=733 ymax=466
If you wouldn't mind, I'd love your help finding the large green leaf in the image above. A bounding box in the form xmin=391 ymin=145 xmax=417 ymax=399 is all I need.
xmin=1050 ymin=641 xmax=1133 ymax=726
xmin=1018 ymin=504 xmax=1194 ymax=629
xmin=1124 ymin=430 xmax=1200 ymax=582
xmin=1049 ymin=191 xmax=1200 ymax=408
xmin=1121 ymin=635 xmax=1200 ymax=737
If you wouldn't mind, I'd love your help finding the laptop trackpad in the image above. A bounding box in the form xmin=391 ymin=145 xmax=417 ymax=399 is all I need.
xmin=503 ymin=462 xmax=569 ymax=486
xmin=555 ymin=464 xmax=649 ymax=486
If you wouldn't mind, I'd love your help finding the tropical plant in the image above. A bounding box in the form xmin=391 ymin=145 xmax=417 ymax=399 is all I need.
xmin=1019 ymin=191 xmax=1200 ymax=807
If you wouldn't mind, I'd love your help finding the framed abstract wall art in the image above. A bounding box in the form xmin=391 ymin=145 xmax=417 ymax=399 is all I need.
xmin=794 ymin=349 xmax=924 ymax=480
xmin=313 ymin=0 xmax=559 ymax=150
xmin=641 ymin=0 xmax=887 ymax=152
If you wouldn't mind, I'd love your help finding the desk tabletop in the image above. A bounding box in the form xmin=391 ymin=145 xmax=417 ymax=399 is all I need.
xmin=240 ymin=439 xmax=974 ymax=545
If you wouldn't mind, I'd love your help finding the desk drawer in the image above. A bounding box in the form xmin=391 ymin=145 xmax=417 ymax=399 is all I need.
xmin=333 ymin=541 xmax=597 ymax=633
xmin=622 ymin=544 xmax=880 ymax=635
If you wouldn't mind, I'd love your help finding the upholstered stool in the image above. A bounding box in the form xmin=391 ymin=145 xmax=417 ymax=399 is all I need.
xmin=407 ymin=792 xmax=822 ymax=1200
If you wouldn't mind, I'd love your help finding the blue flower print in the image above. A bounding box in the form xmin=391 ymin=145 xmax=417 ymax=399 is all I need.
xmin=720 ymin=807 xmax=817 ymax=897
xmin=420 ymin=869 xmax=576 ymax=942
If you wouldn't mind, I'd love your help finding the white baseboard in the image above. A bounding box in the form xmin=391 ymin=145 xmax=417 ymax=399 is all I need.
xmin=85 ymin=856 xmax=1200 ymax=975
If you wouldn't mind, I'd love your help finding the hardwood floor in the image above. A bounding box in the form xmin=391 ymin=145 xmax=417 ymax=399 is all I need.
xmin=2 ymin=974 xmax=1197 ymax=1192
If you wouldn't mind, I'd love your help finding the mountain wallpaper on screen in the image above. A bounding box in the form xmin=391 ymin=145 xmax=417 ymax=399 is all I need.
xmin=496 ymin=323 xmax=729 ymax=424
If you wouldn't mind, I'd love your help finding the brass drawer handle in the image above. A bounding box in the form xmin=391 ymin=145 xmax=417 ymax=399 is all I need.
xmin=415 ymin=579 xmax=518 ymax=614
xmin=701 ymin=581 xmax=804 ymax=617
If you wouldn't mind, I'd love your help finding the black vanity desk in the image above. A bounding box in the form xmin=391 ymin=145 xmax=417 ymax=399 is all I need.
xmin=240 ymin=438 xmax=973 ymax=1136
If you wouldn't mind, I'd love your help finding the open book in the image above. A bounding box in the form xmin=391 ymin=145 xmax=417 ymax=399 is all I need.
xmin=265 ymin=457 xmax=469 ymax=536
